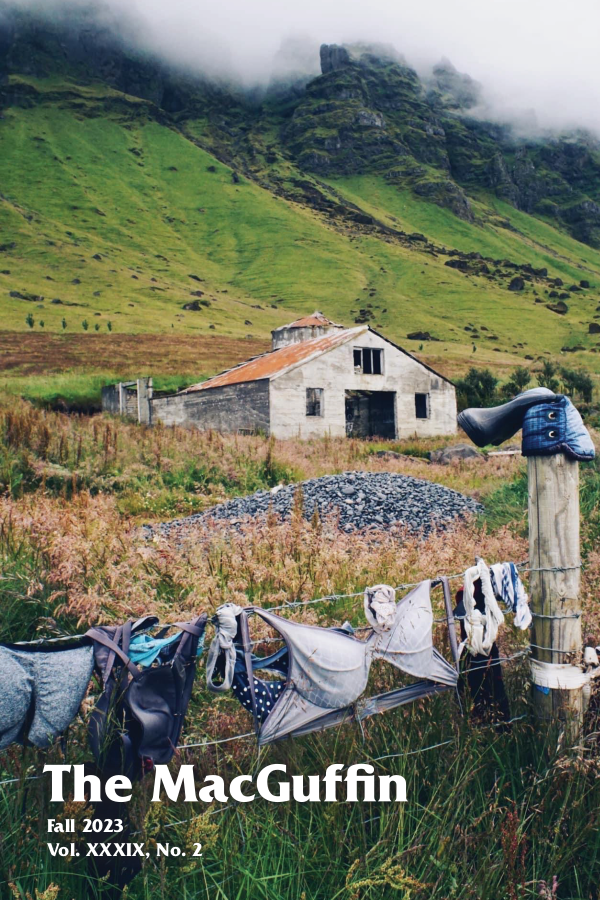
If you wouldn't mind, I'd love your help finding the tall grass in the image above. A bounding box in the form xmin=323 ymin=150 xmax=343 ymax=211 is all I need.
xmin=4 ymin=684 xmax=600 ymax=899
xmin=1 ymin=398 xmax=600 ymax=898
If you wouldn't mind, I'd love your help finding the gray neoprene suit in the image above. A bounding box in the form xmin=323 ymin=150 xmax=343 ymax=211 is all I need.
xmin=0 ymin=644 xmax=94 ymax=750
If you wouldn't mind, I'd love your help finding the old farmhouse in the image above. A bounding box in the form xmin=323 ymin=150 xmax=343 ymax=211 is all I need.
xmin=104 ymin=314 xmax=457 ymax=439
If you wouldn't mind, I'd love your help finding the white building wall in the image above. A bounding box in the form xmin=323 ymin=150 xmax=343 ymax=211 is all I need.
xmin=268 ymin=330 xmax=456 ymax=440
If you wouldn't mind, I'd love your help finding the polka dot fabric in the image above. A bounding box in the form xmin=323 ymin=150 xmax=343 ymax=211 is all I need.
xmin=231 ymin=673 xmax=286 ymax=723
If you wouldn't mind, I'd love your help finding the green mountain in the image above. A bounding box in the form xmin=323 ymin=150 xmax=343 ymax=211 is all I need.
xmin=2 ymin=2 xmax=600 ymax=395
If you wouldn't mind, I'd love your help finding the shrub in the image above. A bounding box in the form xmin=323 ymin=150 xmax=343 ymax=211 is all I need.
xmin=455 ymin=367 xmax=499 ymax=410
xmin=500 ymin=366 xmax=531 ymax=399
xmin=537 ymin=359 xmax=560 ymax=393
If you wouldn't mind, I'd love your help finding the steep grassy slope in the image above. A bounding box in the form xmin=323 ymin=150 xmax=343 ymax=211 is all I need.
xmin=2 ymin=73 xmax=600 ymax=404
xmin=0 ymin=85 xmax=361 ymax=335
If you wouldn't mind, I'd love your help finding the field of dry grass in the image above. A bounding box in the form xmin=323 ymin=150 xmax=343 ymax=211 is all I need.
xmin=2 ymin=397 xmax=600 ymax=899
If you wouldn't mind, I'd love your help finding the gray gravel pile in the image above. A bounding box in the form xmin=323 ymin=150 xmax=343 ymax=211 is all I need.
xmin=149 ymin=472 xmax=483 ymax=538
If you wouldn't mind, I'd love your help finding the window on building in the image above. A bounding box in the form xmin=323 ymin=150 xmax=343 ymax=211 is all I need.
xmin=306 ymin=388 xmax=324 ymax=417
xmin=353 ymin=347 xmax=383 ymax=375
xmin=415 ymin=393 xmax=429 ymax=419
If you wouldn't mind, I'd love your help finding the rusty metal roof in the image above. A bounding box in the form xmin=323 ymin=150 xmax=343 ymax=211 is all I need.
xmin=274 ymin=311 xmax=342 ymax=329
xmin=183 ymin=326 xmax=366 ymax=392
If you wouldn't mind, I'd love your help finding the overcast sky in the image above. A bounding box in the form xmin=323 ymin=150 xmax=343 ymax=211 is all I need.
xmin=12 ymin=0 xmax=600 ymax=132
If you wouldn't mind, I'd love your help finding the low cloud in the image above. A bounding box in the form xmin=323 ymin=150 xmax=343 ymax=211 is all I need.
xmin=6 ymin=0 xmax=600 ymax=134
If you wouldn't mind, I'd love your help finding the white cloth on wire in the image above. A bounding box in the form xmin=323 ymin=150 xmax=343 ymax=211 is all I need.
xmin=206 ymin=603 xmax=243 ymax=692
xmin=490 ymin=562 xmax=532 ymax=630
xmin=460 ymin=559 xmax=505 ymax=656
xmin=364 ymin=584 xmax=397 ymax=633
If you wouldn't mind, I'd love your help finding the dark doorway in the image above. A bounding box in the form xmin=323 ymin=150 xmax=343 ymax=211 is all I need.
xmin=345 ymin=391 xmax=396 ymax=439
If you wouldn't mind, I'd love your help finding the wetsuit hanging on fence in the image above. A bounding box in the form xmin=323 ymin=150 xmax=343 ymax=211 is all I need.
xmin=454 ymin=583 xmax=511 ymax=723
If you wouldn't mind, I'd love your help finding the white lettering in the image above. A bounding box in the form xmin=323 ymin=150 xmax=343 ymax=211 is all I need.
xmin=229 ymin=774 xmax=255 ymax=803
xmin=378 ymin=775 xmax=406 ymax=802
xmin=291 ymin=775 xmax=320 ymax=802
xmin=73 ymin=765 xmax=102 ymax=803
xmin=346 ymin=764 xmax=376 ymax=802
xmin=105 ymin=775 xmax=132 ymax=803
xmin=256 ymin=765 xmax=289 ymax=802
xmin=198 ymin=775 xmax=228 ymax=803
xmin=43 ymin=765 xmax=71 ymax=802
xmin=323 ymin=764 xmax=344 ymax=802
xmin=152 ymin=765 xmax=197 ymax=802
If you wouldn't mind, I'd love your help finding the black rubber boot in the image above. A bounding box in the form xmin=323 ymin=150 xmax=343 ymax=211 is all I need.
xmin=457 ymin=387 xmax=558 ymax=447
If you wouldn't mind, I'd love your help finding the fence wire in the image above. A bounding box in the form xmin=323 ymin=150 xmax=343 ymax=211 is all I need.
xmin=0 ymin=558 xmax=589 ymax=795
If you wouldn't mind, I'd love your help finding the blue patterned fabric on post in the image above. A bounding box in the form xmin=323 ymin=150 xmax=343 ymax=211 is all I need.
xmin=522 ymin=395 xmax=595 ymax=461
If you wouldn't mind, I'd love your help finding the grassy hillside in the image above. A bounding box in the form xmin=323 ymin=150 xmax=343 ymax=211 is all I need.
xmin=2 ymin=73 xmax=600 ymax=404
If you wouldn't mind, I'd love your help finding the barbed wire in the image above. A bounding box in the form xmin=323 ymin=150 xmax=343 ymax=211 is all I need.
xmin=262 ymin=559 xmax=584 ymax=617
xmin=0 ymin=559 xmax=588 ymax=791
xmin=5 ymin=559 xmax=585 ymax=646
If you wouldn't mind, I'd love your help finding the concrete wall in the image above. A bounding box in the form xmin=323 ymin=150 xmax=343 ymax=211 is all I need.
xmin=272 ymin=324 xmax=344 ymax=350
xmin=101 ymin=384 xmax=121 ymax=415
xmin=152 ymin=379 xmax=270 ymax=434
xmin=269 ymin=330 xmax=456 ymax=439
xmin=101 ymin=379 xmax=152 ymax=423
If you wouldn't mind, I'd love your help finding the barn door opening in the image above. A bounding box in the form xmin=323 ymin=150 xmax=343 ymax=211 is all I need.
xmin=345 ymin=391 xmax=396 ymax=439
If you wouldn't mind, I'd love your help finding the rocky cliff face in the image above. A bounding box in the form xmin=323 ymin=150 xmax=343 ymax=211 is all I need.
xmin=2 ymin=6 xmax=600 ymax=247
xmin=279 ymin=43 xmax=600 ymax=241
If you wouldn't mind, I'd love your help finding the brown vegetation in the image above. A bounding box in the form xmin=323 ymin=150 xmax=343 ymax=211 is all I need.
xmin=0 ymin=332 xmax=269 ymax=378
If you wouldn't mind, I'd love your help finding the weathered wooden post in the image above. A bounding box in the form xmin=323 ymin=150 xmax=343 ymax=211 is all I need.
xmin=528 ymin=454 xmax=583 ymax=739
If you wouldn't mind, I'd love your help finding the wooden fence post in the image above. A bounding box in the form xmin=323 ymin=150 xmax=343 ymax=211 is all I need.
xmin=528 ymin=454 xmax=583 ymax=739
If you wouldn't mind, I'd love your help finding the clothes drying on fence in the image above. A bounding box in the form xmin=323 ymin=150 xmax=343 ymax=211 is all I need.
xmin=490 ymin=562 xmax=532 ymax=630
xmin=364 ymin=584 xmax=398 ymax=632
xmin=460 ymin=559 xmax=505 ymax=656
xmin=0 ymin=640 xmax=94 ymax=751
xmin=224 ymin=580 xmax=458 ymax=745
xmin=454 ymin=586 xmax=511 ymax=723
xmin=206 ymin=602 xmax=244 ymax=693
xmin=217 ymin=643 xmax=289 ymax=725
xmin=87 ymin=614 xmax=207 ymax=780
xmin=214 ymin=620 xmax=357 ymax=725
xmin=128 ymin=628 xmax=205 ymax=668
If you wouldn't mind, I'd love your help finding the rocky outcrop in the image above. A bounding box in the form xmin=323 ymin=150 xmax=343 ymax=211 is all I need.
xmin=319 ymin=44 xmax=351 ymax=74
xmin=428 ymin=58 xmax=482 ymax=110
xmin=559 ymin=200 xmax=600 ymax=247
xmin=430 ymin=444 xmax=483 ymax=464
xmin=413 ymin=179 xmax=473 ymax=221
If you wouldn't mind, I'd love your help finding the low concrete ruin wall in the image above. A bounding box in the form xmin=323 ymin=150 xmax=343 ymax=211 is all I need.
xmin=101 ymin=384 xmax=121 ymax=415
xmin=151 ymin=379 xmax=270 ymax=434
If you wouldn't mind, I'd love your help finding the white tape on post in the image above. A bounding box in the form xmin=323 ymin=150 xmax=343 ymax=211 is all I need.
xmin=530 ymin=659 xmax=588 ymax=690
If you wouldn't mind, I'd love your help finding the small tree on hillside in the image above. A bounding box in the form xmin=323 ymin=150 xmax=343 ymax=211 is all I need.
xmin=62 ymin=318 xmax=67 ymax=330
xmin=560 ymin=367 xmax=594 ymax=403
xmin=82 ymin=319 xmax=89 ymax=331
xmin=26 ymin=313 xmax=34 ymax=328
xmin=537 ymin=359 xmax=560 ymax=393
xmin=455 ymin=367 xmax=499 ymax=410
xmin=501 ymin=366 xmax=531 ymax=398
xmin=107 ymin=321 xmax=112 ymax=332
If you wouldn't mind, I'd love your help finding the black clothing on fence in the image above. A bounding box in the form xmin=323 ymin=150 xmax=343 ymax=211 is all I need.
xmin=455 ymin=586 xmax=511 ymax=723
xmin=87 ymin=614 xmax=207 ymax=780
